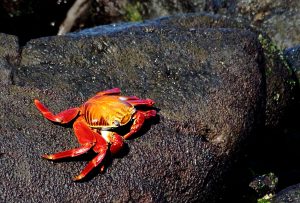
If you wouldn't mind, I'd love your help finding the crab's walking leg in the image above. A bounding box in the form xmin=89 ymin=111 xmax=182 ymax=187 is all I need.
xmin=123 ymin=110 xmax=156 ymax=139
xmin=126 ymin=99 xmax=155 ymax=107
xmin=34 ymin=100 xmax=79 ymax=124
xmin=95 ymin=88 xmax=121 ymax=96
xmin=42 ymin=117 xmax=97 ymax=160
xmin=73 ymin=131 xmax=108 ymax=181
xmin=42 ymin=143 xmax=94 ymax=160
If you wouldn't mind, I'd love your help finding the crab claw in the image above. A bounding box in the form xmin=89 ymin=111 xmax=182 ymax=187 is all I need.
xmin=123 ymin=110 xmax=156 ymax=139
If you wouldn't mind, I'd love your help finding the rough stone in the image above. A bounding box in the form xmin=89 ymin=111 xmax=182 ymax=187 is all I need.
xmin=258 ymin=34 xmax=296 ymax=128
xmin=0 ymin=13 xmax=293 ymax=202
xmin=2 ymin=0 xmax=300 ymax=49
xmin=204 ymin=0 xmax=300 ymax=49
xmin=0 ymin=33 xmax=19 ymax=85
xmin=271 ymin=183 xmax=300 ymax=203
xmin=285 ymin=45 xmax=300 ymax=84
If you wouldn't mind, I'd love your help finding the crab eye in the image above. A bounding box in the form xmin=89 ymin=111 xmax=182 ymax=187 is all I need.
xmin=113 ymin=120 xmax=120 ymax=126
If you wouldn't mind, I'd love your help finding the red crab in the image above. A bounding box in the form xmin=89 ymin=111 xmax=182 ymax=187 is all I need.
xmin=34 ymin=88 xmax=156 ymax=181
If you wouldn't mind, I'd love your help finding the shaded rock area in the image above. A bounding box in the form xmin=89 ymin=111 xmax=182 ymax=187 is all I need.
xmin=285 ymin=46 xmax=300 ymax=84
xmin=0 ymin=33 xmax=19 ymax=85
xmin=0 ymin=13 xmax=297 ymax=202
xmin=1 ymin=0 xmax=300 ymax=49
xmin=249 ymin=173 xmax=278 ymax=197
xmin=205 ymin=0 xmax=300 ymax=49
xmin=271 ymin=183 xmax=300 ymax=203
xmin=258 ymin=34 xmax=296 ymax=128
xmin=0 ymin=0 xmax=74 ymax=44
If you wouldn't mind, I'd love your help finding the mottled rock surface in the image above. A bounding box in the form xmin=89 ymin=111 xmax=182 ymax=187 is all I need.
xmin=271 ymin=183 xmax=300 ymax=203
xmin=0 ymin=33 xmax=19 ymax=85
xmin=0 ymin=13 xmax=295 ymax=202
xmin=205 ymin=0 xmax=300 ymax=49
xmin=1 ymin=0 xmax=300 ymax=49
xmin=258 ymin=34 xmax=296 ymax=128
xmin=285 ymin=45 xmax=300 ymax=84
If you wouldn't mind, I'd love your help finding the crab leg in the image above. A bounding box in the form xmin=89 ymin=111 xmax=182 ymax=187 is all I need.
xmin=34 ymin=100 xmax=79 ymax=124
xmin=123 ymin=110 xmax=156 ymax=139
xmin=119 ymin=96 xmax=140 ymax=100
xmin=42 ymin=143 xmax=94 ymax=160
xmin=73 ymin=131 xmax=108 ymax=181
xmin=95 ymin=88 xmax=121 ymax=96
xmin=42 ymin=117 xmax=97 ymax=160
xmin=126 ymin=99 xmax=155 ymax=107
xmin=92 ymin=132 xmax=124 ymax=174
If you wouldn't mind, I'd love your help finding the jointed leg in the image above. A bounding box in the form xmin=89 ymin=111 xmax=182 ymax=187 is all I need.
xmin=89 ymin=132 xmax=124 ymax=175
xmin=34 ymin=99 xmax=79 ymax=124
xmin=42 ymin=117 xmax=109 ymax=181
xmin=42 ymin=143 xmax=94 ymax=160
xmin=95 ymin=88 xmax=121 ymax=96
xmin=42 ymin=117 xmax=97 ymax=164
xmin=73 ymin=150 xmax=107 ymax=181
xmin=118 ymin=96 xmax=139 ymax=101
xmin=74 ymin=131 xmax=108 ymax=181
xmin=118 ymin=95 xmax=155 ymax=107
xmin=126 ymin=99 xmax=155 ymax=107
xmin=123 ymin=110 xmax=156 ymax=139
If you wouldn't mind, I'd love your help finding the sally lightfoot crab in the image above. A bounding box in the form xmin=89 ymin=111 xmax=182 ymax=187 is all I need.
xmin=34 ymin=88 xmax=156 ymax=181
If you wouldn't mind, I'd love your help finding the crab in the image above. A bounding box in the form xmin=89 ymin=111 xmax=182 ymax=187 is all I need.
xmin=34 ymin=88 xmax=156 ymax=181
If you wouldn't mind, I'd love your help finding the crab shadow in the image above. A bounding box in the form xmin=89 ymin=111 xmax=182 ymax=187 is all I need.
xmin=47 ymin=108 xmax=160 ymax=182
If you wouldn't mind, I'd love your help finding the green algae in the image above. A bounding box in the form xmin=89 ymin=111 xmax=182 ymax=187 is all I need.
xmin=124 ymin=1 xmax=143 ymax=22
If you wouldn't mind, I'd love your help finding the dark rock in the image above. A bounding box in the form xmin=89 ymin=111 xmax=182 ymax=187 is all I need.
xmin=0 ymin=13 xmax=294 ymax=202
xmin=18 ymin=12 xmax=296 ymax=129
xmin=285 ymin=46 xmax=300 ymax=85
xmin=204 ymin=0 xmax=300 ymax=49
xmin=0 ymin=33 xmax=19 ymax=85
xmin=258 ymin=34 xmax=297 ymax=128
xmin=139 ymin=0 xmax=206 ymax=18
xmin=249 ymin=172 xmax=278 ymax=197
xmin=271 ymin=183 xmax=300 ymax=203
xmin=1 ymin=0 xmax=300 ymax=49
xmin=0 ymin=0 xmax=74 ymax=43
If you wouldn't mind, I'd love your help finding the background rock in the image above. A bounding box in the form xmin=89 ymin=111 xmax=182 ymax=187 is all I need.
xmin=0 ymin=33 xmax=19 ymax=85
xmin=0 ymin=14 xmax=268 ymax=202
xmin=1 ymin=0 xmax=300 ymax=48
xmin=271 ymin=183 xmax=300 ymax=203
xmin=258 ymin=34 xmax=296 ymax=128
xmin=205 ymin=0 xmax=300 ymax=49
xmin=285 ymin=46 xmax=300 ymax=84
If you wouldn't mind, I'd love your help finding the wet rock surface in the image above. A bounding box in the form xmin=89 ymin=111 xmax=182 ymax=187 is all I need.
xmin=258 ymin=34 xmax=296 ymax=128
xmin=271 ymin=183 xmax=300 ymax=203
xmin=205 ymin=0 xmax=300 ymax=49
xmin=285 ymin=45 xmax=300 ymax=84
xmin=0 ymin=33 xmax=19 ymax=85
xmin=45 ymin=12 xmax=296 ymax=129
xmin=0 ymin=13 xmax=296 ymax=202
xmin=1 ymin=0 xmax=300 ymax=48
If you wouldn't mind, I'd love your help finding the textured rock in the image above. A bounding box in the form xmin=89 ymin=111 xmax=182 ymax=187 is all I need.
xmin=271 ymin=183 xmax=300 ymax=203
xmin=204 ymin=0 xmax=300 ymax=49
xmin=0 ymin=33 xmax=19 ymax=85
xmin=285 ymin=45 xmax=300 ymax=84
xmin=0 ymin=13 xmax=294 ymax=202
xmin=258 ymin=34 xmax=296 ymax=128
xmin=2 ymin=0 xmax=300 ymax=49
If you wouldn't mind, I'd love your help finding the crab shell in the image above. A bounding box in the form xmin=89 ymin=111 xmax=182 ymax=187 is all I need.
xmin=34 ymin=88 xmax=156 ymax=181
xmin=82 ymin=95 xmax=136 ymax=130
